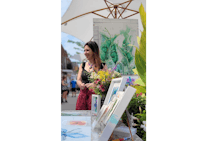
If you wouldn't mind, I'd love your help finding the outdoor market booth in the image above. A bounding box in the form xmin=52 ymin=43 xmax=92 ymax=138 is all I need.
xmin=61 ymin=0 xmax=146 ymax=140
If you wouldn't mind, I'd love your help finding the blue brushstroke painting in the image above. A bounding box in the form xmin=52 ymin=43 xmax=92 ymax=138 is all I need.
xmin=61 ymin=128 xmax=88 ymax=140
xmin=109 ymin=87 xmax=119 ymax=102
xmin=94 ymin=97 xmax=97 ymax=112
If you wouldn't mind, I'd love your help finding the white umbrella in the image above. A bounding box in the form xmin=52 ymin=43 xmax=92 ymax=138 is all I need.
xmin=61 ymin=0 xmax=146 ymax=43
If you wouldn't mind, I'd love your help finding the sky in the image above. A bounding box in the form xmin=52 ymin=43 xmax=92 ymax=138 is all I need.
xmin=61 ymin=0 xmax=84 ymax=57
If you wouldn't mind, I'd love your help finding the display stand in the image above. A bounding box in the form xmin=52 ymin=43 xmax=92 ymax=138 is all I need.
xmin=107 ymin=116 xmax=134 ymax=141
xmin=126 ymin=116 xmax=134 ymax=141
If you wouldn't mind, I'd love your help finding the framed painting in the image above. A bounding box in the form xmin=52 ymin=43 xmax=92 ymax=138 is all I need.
xmin=92 ymin=104 xmax=107 ymax=129
xmin=103 ymin=76 xmax=138 ymax=105
xmin=99 ymin=86 xmax=136 ymax=141
xmin=91 ymin=94 xmax=101 ymax=116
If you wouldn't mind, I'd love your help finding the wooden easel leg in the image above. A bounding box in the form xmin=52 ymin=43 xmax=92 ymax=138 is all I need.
xmin=108 ymin=132 xmax=114 ymax=141
xmin=127 ymin=117 xmax=134 ymax=141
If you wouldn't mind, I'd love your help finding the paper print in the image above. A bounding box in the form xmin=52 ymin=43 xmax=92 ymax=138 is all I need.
xmin=61 ymin=116 xmax=91 ymax=141
xmin=108 ymin=114 xmax=119 ymax=125
xmin=109 ymin=87 xmax=119 ymax=103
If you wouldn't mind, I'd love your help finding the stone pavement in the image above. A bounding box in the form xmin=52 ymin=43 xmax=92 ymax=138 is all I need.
xmin=61 ymin=91 xmax=80 ymax=111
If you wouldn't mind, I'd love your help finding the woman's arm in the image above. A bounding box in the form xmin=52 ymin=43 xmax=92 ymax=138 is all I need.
xmin=85 ymin=64 xmax=107 ymax=89
xmin=77 ymin=63 xmax=85 ymax=89
xmin=61 ymin=80 xmax=68 ymax=86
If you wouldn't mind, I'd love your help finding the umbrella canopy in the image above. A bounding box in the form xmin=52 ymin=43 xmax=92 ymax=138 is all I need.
xmin=61 ymin=0 xmax=146 ymax=43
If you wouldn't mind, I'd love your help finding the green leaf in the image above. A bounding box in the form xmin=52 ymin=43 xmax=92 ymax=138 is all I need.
xmin=134 ymin=85 xmax=146 ymax=94
xmin=139 ymin=29 xmax=146 ymax=61
xmin=135 ymin=49 xmax=146 ymax=84
xmin=134 ymin=78 xmax=145 ymax=86
xmin=67 ymin=40 xmax=84 ymax=48
xmin=139 ymin=4 xmax=146 ymax=30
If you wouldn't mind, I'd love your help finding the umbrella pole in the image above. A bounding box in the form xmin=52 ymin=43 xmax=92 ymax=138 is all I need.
xmin=114 ymin=5 xmax=117 ymax=18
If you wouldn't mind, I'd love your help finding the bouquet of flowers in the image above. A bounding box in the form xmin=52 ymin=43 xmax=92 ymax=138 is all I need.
xmin=88 ymin=68 xmax=121 ymax=97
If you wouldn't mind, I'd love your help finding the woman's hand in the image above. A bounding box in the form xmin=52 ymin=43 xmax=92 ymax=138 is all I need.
xmin=85 ymin=83 xmax=96 ymax=88
xmin=80 ymin=83 xmax=85 ymax=90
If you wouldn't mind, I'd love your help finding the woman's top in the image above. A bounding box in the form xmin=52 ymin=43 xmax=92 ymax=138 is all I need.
xmin=81 ymin=62 xmax=106 ymax=84
xmin=61 ymin=81 xmax=68 ymax=91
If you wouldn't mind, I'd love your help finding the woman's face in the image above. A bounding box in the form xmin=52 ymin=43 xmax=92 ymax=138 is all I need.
xmin=84 ymin=45 xmax=94 ymax=60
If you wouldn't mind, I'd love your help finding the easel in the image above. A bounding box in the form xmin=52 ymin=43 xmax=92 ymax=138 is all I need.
xmin=108 ymin=109 xmax=134 ymax=141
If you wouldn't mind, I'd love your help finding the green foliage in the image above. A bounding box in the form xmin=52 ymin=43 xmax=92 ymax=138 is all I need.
xmin=122 ymin=94 xmax=146 ymax=141
xmin=67 ymin=53 xmax=72 ymax=57
xmin=134 ymin=85 xmax=146 ymax=94
xmin=122 ymin=4 xmax=146 ymax=141
xmin=67 ymin=40 xmax=84 ymax=55
xmin=129 ymin=4 xmax=146 ymax=85
xmin=135 ymin=49 xmax=146 ymax=84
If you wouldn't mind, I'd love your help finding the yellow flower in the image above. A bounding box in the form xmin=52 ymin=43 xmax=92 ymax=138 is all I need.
xmin=141 ymin=93 xmax=145 ymax=98
xmin=105 ymin=71 xmax=109 ymax=77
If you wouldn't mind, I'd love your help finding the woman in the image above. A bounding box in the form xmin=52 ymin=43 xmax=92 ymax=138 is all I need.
xmin=61 ymin=75 xmax=69 ymax=103
xmin=76 ymin=41 xmax=107 ymax=110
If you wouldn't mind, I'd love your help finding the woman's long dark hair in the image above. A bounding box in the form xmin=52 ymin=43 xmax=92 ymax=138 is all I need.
xmin=62 ymin=75 xmax=66 ymax=81
xmin=84 ymin=41 xmax=101 ymax=70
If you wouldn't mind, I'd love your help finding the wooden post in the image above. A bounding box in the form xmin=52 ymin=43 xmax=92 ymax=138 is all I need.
xmin=114 ymin=5 xmax=118 ymax=19
xmin=126 ymin=116 xmax=134 ymax=141
xmin=108 ymin=131 xmax=114 ymax=141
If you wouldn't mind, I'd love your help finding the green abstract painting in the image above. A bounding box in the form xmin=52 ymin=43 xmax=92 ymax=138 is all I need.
xmin=99 ymin=25 xmax=136 ymax=75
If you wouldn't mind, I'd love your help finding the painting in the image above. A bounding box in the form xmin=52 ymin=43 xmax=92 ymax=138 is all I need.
xmin=61 ymin=116 xmax=91 ymax=141
xmin=92 ymin=105 xmax=107 ymax=129
xmin=61 ymin=128 xmax=88 ymax=140
xmin=104 ymin=76 xmax=139 ymax=105
xmin=91 ymin=94 xmax=101 ymax=116
xmin=108 ymin=86 xmax=119 ymax=103
xmin=68 ymin=121 xmax=87 ymax=126
xmin=103 ymin=96 xmax=120 ymax=125
xmin=97 ymin=86 xmax=136 ymax=141
xmin=93 ymin=19 xmax=138 ymax=75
